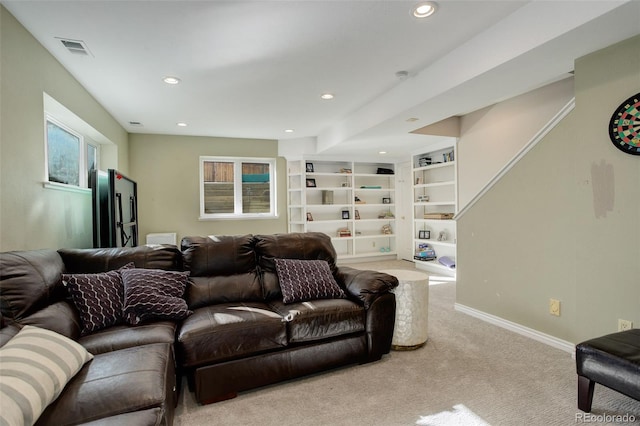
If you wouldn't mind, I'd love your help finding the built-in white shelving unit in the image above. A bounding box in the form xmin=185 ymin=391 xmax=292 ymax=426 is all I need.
xmin=287 ymin=159 xmax=396 ymax=260
xmin=412 ymin=141 xmax=457 ymax=276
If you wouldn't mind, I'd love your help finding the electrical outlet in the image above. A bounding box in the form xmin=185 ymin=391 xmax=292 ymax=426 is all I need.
xmin=618 ymin=319 xmax=633 ymax=331
xmin=549 ymin=299 xmax=561 ymax=316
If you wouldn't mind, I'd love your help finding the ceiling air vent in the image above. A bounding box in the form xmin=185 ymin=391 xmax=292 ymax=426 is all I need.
xmin=58 ymin=38 xmax=91 ymax=56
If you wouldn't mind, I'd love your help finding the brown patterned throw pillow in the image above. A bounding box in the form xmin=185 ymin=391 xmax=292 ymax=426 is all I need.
xmin=274 ymin=258 xmax=346 ymax=304
xmin=63 ymin=270 xmax=125 ymax=335
xmin=121 ymin=268 xmax=192 ymax=325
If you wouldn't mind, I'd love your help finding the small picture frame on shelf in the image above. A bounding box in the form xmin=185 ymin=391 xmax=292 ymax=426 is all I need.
xmin=342 ymin=210 xmax=350 ymax=220
xmin=354 ymin=209 xmax=360 ymax=220
xmin=382 ymin=197 xmax=391 ymax=204
xmin=418 ymin=230 xmax=430 ymax=239
xmin=306 ymin=212 xmax=313 ymax=221
xmin=306 ymin=178 xmax=316 ymax=187
xmin=306 ymin=162 xmax=314 ymax=173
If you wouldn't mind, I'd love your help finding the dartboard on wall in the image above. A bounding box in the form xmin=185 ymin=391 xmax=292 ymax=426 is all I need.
xmin=608 ymin=92 xmax=640 ymax=155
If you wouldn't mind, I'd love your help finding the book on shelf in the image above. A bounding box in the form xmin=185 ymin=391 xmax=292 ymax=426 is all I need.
xmin=337 ymin=228 xmax=352 ymax=237
xmin=423 ymin=212 xmax=454 ymax=220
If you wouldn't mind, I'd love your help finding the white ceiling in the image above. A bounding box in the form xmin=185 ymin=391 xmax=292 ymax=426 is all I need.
xmin=3 ymin=1 xmax=639 ymax=161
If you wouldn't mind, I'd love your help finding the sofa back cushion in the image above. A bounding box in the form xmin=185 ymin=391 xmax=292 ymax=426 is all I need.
xmin=0 ymin=250 xmax=66 ymax=321
xmin=254 ymin=232 xmax=338 ymax=301
xmin=58 ymin=245 xmax=182 ymax=273
xmin=181 ymin=235 xmax=261 ymax=308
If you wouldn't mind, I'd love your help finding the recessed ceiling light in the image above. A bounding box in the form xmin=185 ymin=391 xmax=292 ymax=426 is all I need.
xmin=177 ymin=122 xmax=187 ymax=127
xmin=413 ymin=2 xmax=437 ymax=18
xmin=284 ymin=129 xmax=294 ymax=133
xmin=320 ymin=93 xmax=334 ymax=100
xmin=379 ymin=151 xmax=387 ymax=155
xmin=163 ymin=76 xmax=181 ymax=85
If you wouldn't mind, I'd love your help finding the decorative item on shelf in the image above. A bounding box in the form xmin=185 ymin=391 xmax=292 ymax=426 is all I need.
xmin=341 ymin=181 xmax=351 ymax=187
xmin=437 ymin=230 xmax=447 ymax=241
xmin=360 ymin=185 xmax=382 ymax=189
xmin=381 ymin=224 xmax=392 ymax=235
xmin=306 ymin=212 xmax=313 ymax=221
xmin=306 ymin=178 xmax=316 ymax=188
xmin=322 ymin=190 xmax=333 ymax=205
xmin=306 ymin=162 xmax=314 ymax=172
xmin=418 ymin=157 xmax=432 ymax=167
xmin=355 ymin=231 xmax=362 ymax=236
xmin=414 ymin=243 xmax=436 ymax=261
xmin=423 ymin=212 xmax=454 ymax=220
xmin=415 ymin=177 xmax=422 ymax=185
xmin=354 ymin=209 xmax=360 ymax=220
xmin=376 ymin=167 xmax=394 ymax=175
xmin=417 ymin=195 xmax=430 ymax=202
xmin=379 ymin=247 xmax=391 ymax=252
xmin=418 ymin=230 xmax=430 ymax=239
xmin=341 ymin=210 xmax=350 ymax=219
xmin=438 ymin=256 xmax=456 ymax=269
xmin=443 ymin=151 xmax=455 ymax=162
xmin=382 ymin=197 xmax=391 ymax=204
xmin=354 ymin=195 xmax=365 ymax=204
xmin=340 ymin=168 xmax=352 ymax=174
xmin=378 ymin=211 xmax=395 ymax=219
xmin=337 ymin=228 xmax=352 ymax=237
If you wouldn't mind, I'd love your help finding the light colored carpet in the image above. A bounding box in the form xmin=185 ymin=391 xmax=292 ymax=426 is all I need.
xmin=175 ymin=260 xmax=640 ymax=425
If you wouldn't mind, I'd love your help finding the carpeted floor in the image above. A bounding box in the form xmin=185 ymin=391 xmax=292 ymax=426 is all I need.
xmin=174 ymin=260 xmax=640 ymax=425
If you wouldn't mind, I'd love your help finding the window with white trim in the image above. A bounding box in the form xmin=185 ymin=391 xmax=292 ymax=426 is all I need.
xmin=199 ymin=156 xmax=277 ymax=219
xmin=45 ymin=115 xmax=98 ymax=189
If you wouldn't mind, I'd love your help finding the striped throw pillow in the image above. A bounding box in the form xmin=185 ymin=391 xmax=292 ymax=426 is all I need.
xmin=0 ymin=325 xmax=94 ymax=426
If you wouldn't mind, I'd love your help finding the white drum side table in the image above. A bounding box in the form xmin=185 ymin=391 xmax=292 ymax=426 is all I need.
xmin=380 ymin=269 xmax=429 ymax=350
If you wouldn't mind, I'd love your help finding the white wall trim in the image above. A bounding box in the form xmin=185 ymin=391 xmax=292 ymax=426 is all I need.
xmin=454 ymin=303 xmax=575 ymax=354
xmin=455 ymin=98 xmax=575 ymax=220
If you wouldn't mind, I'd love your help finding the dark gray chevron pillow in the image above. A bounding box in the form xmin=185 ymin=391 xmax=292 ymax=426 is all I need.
xmin=274 ymin=258 xmax=346 ymax=304
xmin=121 ymin=268 xmax=192 ymax=325
xmin=63 ymin=270 xmax=125 ymax=335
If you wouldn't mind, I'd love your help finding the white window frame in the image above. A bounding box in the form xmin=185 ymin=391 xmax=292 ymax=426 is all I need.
xmin=199 ymin=156 xmax=278 ymax=220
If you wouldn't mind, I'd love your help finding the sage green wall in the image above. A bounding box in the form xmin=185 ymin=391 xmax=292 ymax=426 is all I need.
xmin=458 ymin=77 xmax=574 ymax=209
xmin=0 ymin=6 xmax=128 ymax=251
xmin=457 ymin=35 xmax=640 ymax=344
xmin=128 ymin=134 xmax=287 ymax=243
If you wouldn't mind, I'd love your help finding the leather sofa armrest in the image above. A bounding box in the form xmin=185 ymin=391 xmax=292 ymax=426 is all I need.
xmin=336 ymin=266 xmax=398 ymax=309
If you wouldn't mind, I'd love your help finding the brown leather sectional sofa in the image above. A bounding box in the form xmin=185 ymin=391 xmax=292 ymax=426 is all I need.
xmin=0 ymin=232 xmax=398 ymax=425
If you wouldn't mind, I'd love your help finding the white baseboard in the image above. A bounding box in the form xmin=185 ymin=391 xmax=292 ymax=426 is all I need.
xmin=454 ymin=303 xmax=575 ymax=355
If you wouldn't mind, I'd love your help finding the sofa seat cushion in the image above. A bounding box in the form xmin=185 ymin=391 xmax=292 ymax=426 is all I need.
xmin=269 ymin=299 xmax=365 ymax=344
xmin=36 ymin=343 xmax=174 ymax=425
xmin=78 ymin=321 xmax=177 ymax=355
xmin=178 ymin=302 xmax=287 ymax=368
